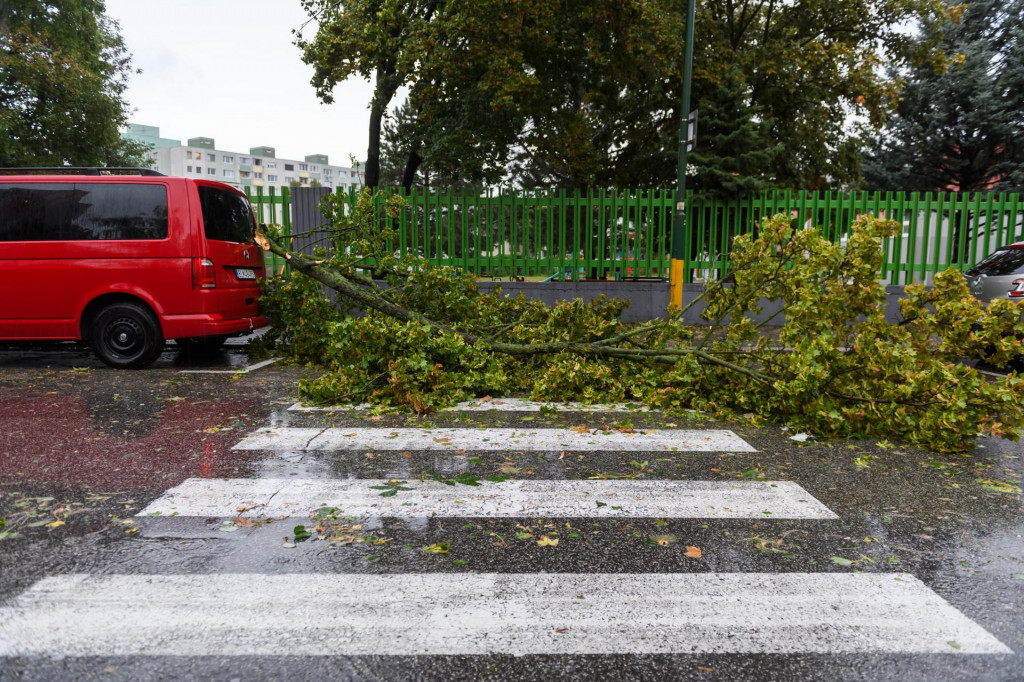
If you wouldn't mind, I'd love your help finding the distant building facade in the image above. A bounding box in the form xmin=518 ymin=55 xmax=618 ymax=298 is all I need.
xmin=123 ymin=123 xmax=364 ymax=193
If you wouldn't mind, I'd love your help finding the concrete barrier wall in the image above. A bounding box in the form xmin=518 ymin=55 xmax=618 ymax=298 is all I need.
xmin=475 ymin=281 xmax=909 ymax=325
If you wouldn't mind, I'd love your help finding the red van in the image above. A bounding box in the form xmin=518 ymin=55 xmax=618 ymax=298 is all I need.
xmin=0 ymin=169 xmax=267 ymax=368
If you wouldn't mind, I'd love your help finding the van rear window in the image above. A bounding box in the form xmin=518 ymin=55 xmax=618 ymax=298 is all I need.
xmin=198 ymin=186 xmax=254 ymax=243
xmin=0 ymin=183 xmax=168 ymax=241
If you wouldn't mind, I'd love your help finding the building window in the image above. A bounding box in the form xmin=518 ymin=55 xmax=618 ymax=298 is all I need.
xmin=207 ymin=168 xmax=216 ymax=175
xmin=285 ymin=176 xmax=294 ymax=184
xmin=254 ymin=172 xmax=263 ymax=179
xmin=284 ymin=164 xmax=294 ymax=171
xmin=195 ymin=166 xmax=202 ymax=173
xmin=207 ymin=153 xmax=216 ymax=162
xmin=240 ymin=157 xmax=250 ymax=165
xmin=240 ymin=171 xmax=250 ymax=178
xmin=267 ymin=162 xmax=277 ymax=169
xmin=254 ymin=158 xmax=262 ymax=166
xmin=223 ymin=170 xmax=235 ymax=179
xmin=299 ymin=163 xmax=309 ymax=171
xmin=311 ymin=165 xmax=319 ymax=172
xmin=267 ymin=174 xmax=277 ymax=182
xmin=324 ymin=168 xmax=332 ymax=176
xmin=222 ymin=155 xmax=234 ymax=163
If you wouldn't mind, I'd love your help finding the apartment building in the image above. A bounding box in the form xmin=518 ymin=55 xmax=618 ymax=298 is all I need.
xmin=124 ymin=124 xmax=364 ymax=193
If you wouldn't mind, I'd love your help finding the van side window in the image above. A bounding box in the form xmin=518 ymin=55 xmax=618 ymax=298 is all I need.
xmin=198 ymin=185 xmax=254 ymax=243
xmin=69 ymin=184 xmax=168 ymax=240
xmin=0 ymin=183 xmax=75 ymax=241
xmin=0 ymin=183 xmax=167 ymax=241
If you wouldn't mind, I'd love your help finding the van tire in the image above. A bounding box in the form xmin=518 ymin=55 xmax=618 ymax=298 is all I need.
xmin=91 ymin=302 xmax=164 ymax=369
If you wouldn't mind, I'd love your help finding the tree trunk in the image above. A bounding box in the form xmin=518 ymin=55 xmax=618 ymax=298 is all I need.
xmin=401 ymin=148 xmax=424 ymax=191
xmin=364 ymin=98 xmax=384 ymax=189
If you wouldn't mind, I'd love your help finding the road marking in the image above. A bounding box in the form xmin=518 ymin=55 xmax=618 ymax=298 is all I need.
xmin=180 ymin=357 xmax=281 ymax=375
xmin=0 ymin=573 xmax=1009 ymax=656
xmin=289 ymin=399 xmax=654 ymax=412
xmin=136 ymin=478 xmax=835 ymax=519
xmin=232 ymin=427 xmax=755 ymax=452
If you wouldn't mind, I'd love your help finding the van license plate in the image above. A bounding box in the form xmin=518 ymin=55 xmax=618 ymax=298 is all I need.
xmin=235 ymin=268 xmax=257 ymax=280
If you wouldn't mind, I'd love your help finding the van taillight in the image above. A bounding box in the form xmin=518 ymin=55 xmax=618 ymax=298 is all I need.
xmin=193 ymin=258 xmax=216 ymax=289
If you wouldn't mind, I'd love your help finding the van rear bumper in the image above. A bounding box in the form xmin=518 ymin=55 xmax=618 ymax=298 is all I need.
xmin=161 ymin=314 xmax=268 ymax=340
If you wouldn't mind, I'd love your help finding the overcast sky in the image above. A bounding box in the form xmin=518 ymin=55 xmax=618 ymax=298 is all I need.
xmin=104 ymin=0 xmax=376 ymax=165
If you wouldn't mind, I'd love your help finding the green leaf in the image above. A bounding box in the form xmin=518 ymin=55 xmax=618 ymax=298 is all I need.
xmin=831 ymin=556 xmax=854 ymax=566
xmin=293 ymin=525 xmax=311 ymax=541
xmin=422 ymin=542 xmax=450 ymax=554
xmin=976 ymin=479 xmax=1021 ymax=494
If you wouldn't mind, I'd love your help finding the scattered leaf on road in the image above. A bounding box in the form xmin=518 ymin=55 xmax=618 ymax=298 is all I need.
xmin=422 ymin=542 xmax=450 ymax=554
xmin=976 ymin=479 xmax=1021 ymax=494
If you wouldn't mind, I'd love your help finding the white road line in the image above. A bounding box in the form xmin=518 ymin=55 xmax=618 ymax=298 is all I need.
xmin=232 ymin=427 xmax=755 ymax=452
xmin=180 ymin=357 xmax=281 ymax=375
xmin=135 ymin=478 xmax=836 ymax=519
xmin=0 ymin=573 xmax=1009 ymax=656
xmin=288 ymin=399 xmax=654 ymax=412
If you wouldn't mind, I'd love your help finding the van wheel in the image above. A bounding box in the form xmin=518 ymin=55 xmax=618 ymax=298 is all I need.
xmin=178 ymin=335 xmax=228 ymax=356
xmin=91 ymin=303 xmax=164 ymax=369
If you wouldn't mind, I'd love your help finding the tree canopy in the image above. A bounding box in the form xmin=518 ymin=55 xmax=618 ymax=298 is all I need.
xmin=862 ymin=0 xmax=1024 ymax=192
xmin=299 ymin=0 xmax=950 ymax=194
xmin=0 ymin=0 xmax=147 ymax=167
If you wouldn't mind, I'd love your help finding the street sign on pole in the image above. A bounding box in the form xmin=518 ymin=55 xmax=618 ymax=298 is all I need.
xmin=687 ymin=110 xmax=699 ymax=152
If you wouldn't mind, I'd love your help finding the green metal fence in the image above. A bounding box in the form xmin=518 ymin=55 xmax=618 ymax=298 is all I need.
xmin=247 ymin=187 xmax=1024 ymax=284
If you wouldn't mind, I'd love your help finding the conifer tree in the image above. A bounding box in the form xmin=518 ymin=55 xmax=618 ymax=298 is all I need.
xmin=863 ymin=0 xmax=1024 ymax=192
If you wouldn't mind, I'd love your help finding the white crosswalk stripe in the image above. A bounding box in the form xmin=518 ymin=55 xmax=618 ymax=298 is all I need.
xmin=0 ymin=573 xmax=1010 ymax=656
xmin=137 ymin=478 xmax=838 ymax=519
xmin=0 ymin=411 xmax=1011 ymax=662
xmin=288 ymin=399 xmax=655 ymax=412
xmin=233 ymin=426 xmax=755 ymax=452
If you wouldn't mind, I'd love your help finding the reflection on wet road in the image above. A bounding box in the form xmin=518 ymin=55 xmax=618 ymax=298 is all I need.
xmin=0 ymin=347 xmax=1021 ymax=681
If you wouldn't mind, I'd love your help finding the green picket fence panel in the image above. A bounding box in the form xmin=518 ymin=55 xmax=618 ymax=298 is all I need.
xmin=249 ymin=188 xmax=1024 ymax=284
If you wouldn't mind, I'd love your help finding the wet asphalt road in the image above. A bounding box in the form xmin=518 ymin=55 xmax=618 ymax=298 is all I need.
xmin=0 ymin=342 xmax=1021 ymax=681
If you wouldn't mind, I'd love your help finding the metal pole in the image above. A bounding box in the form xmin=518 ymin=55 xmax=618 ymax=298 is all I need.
xmin=670 ymin=0 xmax=697 ymax=309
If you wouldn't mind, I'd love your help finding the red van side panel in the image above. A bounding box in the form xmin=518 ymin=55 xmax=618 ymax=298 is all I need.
xmin=0 ymin=179 xmax=191 ymax=340
xmin=0 ymin=176 xmax=266 ymax=341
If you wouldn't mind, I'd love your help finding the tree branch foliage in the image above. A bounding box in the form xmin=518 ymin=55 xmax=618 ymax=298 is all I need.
xmin=0 ymin=0 xmax=147 ymax=166
xmin=297 ymin=0 xmax=950 ymax=194
xmin=255 ymin=191 xmax=1024 ymax=454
